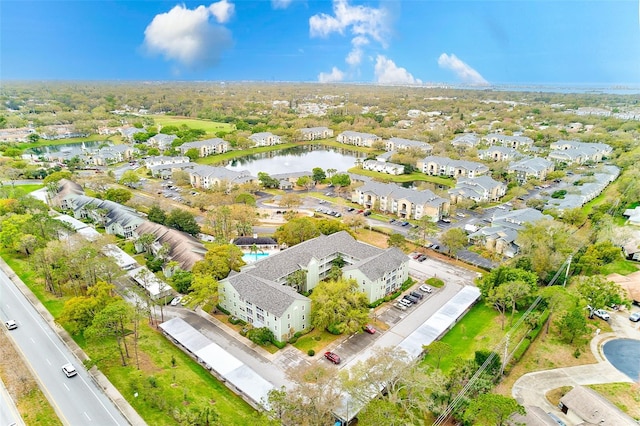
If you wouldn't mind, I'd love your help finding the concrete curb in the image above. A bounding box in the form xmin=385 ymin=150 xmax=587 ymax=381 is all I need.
xmin=0 ymin=257 xmax=146 ymax=426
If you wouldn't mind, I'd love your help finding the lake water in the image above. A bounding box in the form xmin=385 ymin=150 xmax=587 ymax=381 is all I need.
xmin=225 ymin=145 xmax=366 ymax=175
xmin=26 ymin=140 xmax=107 ymax=155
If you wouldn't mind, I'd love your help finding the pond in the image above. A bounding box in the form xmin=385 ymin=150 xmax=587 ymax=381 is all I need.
xmin=225 ymin=145 xmax=367 ymax=175
xmin=25 ymin=140 xmax=107 ymax=156
xmin=602 ymin=338 xmax=640 ymax=380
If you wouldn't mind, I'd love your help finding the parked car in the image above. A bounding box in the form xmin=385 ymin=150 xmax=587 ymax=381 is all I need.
xmin=412 ymin=253 xmax=422 ymax=259
xmin=393 ymin=302 xmax=407 ymax=311
xmin=364 ymin=324 xmax=376 ymax=334
xmin=405 ymin=294 xmax=419 ymax=304
xmin=410 ymin=291 xmax=423 ymax=300
xmin=5 ymin=319 xmax=18 ymax=330
xmin=593 ymin=309 xmax=610 ymax=321
xmin=170 ymin=296 xmax=182 ymax=306
xmin=62 ymin=363 xmax=78 ymax=378
xmin=363 ymin=210 xmax=372 ymax=216
xmin=431 ymin=244 xmax=440 ymax=250
xmin=417 ymin=255 xmax=427 ymax=262
xmin=419 ymin=284 xmax=433 ymax=293
xmin=440 ymin=218 xmax=451 ymax=223
xmin=401 ymin=221 xmax=410 ymax=227
xmin=629 ymin=312 xmax=640 ymax=322
xmin=324 ymin=351 xmax=341 ymax=364
xmin=399 ymin=298 xmax=412 ymax=307
xmin=456 ymin=212 xmax=466 ymax=218
xmin=546 ymin=412 xmax=567 ymax=426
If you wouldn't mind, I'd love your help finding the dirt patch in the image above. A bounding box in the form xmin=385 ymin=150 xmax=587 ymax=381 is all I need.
xmin=495 ymin=326 xmax=597 ymax=395
xmin=0 ymin=330 xmax=62 ymax=425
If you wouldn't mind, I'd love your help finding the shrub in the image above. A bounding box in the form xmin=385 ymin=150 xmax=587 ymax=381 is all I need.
xmin=272 ymin=339 xmax=286 ymax=349
xmin=246 ymin=327 xmax=274 ymax=346
xmin=288 ymin=336 xmax=298 ymax=344
xmin=307 ymin=349 xmax=315 ymax=356
xmin=327 ymin=324 xmax=342 ymax=335
xmin=425 ymin=277 xmax=445 ymax=287
xmin=216 ymin=305 xmax=230 ymax=315
xmin=400 ymin=278 xmax=414 ymax=291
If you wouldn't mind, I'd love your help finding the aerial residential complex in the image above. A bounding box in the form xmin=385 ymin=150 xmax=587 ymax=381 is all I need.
xmin=218 ymin=231 xmax=408 ymax=342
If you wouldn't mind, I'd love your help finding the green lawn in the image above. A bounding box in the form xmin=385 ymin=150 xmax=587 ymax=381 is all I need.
xmin=1 ymin=249 xmax=261 ymax=425
xmin=347 ymin=168 xmax=455 ymax=187
xmin=81 ymin=325 xmax=260 ymax=426
xmin=293 ymin=328 xmax=340 ymax=353
xmin=421 ymin=303 xmax=507 ymax=372
xmin=150 ymin=116 xmax=235 ymax=135
xmin=600 ymin=258 xmax=640 ymax=276
xmin=1 ymin=184 xmax=44 ymax=193
xmin=15 ymin=134 xmax=122 ymax=150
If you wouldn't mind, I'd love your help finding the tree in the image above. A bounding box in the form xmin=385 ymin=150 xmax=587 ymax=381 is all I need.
xmin=408 ymin=215 xmax=438 ymax=248
xmin=191 ymin=243 xmax=245 ymax=280
xmin=555 ymin=307 xmax=589 ymax=344
xmin=463 ymin=393 xmax=524 ymax=426
xmin=478 ymin=266 xmax=538 ymax=298
xmin=342 ymin=213 xmax=366 ymax=232
xmin=171 ymin=269 xmax=193 ymax=294
xmin=184 ymin=148 xmax=200 ymax=161
xmin=266 ymin=365 xmax=343 ymax=426
xmin=387 ymin=232 xmax=406 ymax=249
xmin=296 ymin=175 xmax=313 ymax=191
xmin=310 ymin=278 xmax=369 ymax=335
xmin=574 ymin=275 xmax=628 ymax=310
xmin=312 ymin=167 xmax=326 ymax=183
xmin=257 ymin=172 xmax=279 ymax=189
xmin=274 ymin=217 xmax=320 ymax=247
xmin=279 ymin=193 xmax=302 ymax=209
xmin=43 ymin=170 xmax=73 ymax=185
xmin=422 ymin=341 xmax=452 ymax=369
xmin=147 ymin=204 xmax=166 ymax=224
xmin=85 ymin=300 xmax=133 ymax=366
xmin=104 ymin=188 xmax=132 ymax=204
xmin=440 ymin=227 xmax=467 ymax=258
xmin=118 ymin=170 xmax=141 ymax=188
xmin=331 ymin=173 xmax=351 ymax=188
xmin=166 ymin=209 xmax=201 ymax=235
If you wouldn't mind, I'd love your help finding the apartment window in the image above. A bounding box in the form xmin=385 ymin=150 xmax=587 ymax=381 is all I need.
xmin=246 ymin=308 xmax=253 ymax=315
xmin=257 ymin=314 xmax=264 ymax=322
xmin=302 ymin=324 xmax=305 ymax=329
xmin=302 ymin=315 xmax=305 ymax=320
xmin=248 ymin=318 xmax=253 ymax=324
xmin=287 ymin=313 xmax=290 ymax=320
xmin=287 ymin=324 xmax=290 ymax=329
xmin=256 ymin=306 xmax=264 ymax=313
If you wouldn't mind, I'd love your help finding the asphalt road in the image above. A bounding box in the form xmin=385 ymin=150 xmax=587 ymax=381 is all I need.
xmin=0 ymin=269 xmax=130 ymax=426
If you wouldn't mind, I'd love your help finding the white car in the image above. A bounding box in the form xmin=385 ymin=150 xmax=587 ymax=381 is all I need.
xmin=5 ymin=319 xmax=18 ymax=330
xmin=62 ymin=363 xmax=77 ymax=378
xmin=419 ymin=284 xmax=433 ymax=293
xmin=593 ymin=309 xmax=610 ymax=321
xmin=628 ymin=312 xmax=640 ymax=322
xmin=170 ymin=296 xmax=182 ymax=306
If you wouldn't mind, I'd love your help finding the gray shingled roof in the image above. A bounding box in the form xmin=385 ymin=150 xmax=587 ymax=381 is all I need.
xmin=245 ymin=231 xmax=382 ymax=282
xmin=343 ymin=248 xmax=406 ymax=281
xmin=226 ymin=272 xmax=308 ymax=317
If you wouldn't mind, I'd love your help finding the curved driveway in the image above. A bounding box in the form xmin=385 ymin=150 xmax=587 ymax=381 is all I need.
xmin=512 ymin=310 xmax=640 ymax=423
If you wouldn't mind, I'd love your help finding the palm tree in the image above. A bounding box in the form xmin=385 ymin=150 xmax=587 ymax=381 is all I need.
xmin=249 ymin=243 xmax=264 ymax=261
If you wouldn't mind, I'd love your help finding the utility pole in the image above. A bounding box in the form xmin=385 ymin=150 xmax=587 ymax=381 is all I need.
xmin=501 ymin=333 xmax=510 ymax=375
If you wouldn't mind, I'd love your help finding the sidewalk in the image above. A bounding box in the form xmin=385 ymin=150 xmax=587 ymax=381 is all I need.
xmin=0 ymin=257 xmax=146 ymax=426
xmin=512 ymin=313 xmax=640 ymax=418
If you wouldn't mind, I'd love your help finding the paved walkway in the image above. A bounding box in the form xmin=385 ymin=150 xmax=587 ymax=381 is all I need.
xmin=512 ymin=310 xmax=640 ymax=423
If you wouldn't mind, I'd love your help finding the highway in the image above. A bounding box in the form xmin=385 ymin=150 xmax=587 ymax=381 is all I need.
xmin=0 ymin=268 xmax=131 ymax=426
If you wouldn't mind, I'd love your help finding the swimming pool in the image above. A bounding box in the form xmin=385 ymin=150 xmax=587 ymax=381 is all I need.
xmin=242 ymin=252 xmax=271 ymax=263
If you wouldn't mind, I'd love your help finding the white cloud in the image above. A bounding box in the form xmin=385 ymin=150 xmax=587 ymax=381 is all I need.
xmin=271 ymin=0 xmax=293 ymax=9
xmin=143 ymin=2 xmax=234 ymax=70
xmin=309 ymin=0 xmax=390 ymax=46
xmin=209 ymin=0 xmax=234 ymax=23
xmin=345 ymin=48 xmax=362 ymax=66
xmin=318 ymin=67 xmax=345 ymax=83
xmin=437 ymin=53 xmax=488 ymax=85
xmin=374 ymin=55 xmax=421 ymax=85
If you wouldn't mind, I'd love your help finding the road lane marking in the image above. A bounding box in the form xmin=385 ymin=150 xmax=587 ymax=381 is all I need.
xmin=30 ymin=337 xmax=36 ymax=343
xmin=63 ymin=383 xmax=69 ymax=391
xmin=84 ymin=412 xmax=92 ymax=421
xmin=46 ymin=358 xmax=51 ymax=365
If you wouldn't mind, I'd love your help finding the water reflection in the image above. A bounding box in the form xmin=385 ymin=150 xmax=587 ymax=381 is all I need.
xmin=225 ymin=145 xmax=367 ymax=175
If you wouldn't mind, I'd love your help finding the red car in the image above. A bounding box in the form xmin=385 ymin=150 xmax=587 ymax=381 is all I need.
xmin=324 ymin=351 xmax=341 ymax=364
xmin=364 ymin=324 xmax=376 ymax=334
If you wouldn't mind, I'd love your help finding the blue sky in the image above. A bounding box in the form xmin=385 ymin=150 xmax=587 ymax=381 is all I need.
xmin=2 ymin=0 xmax=639 ymax=85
